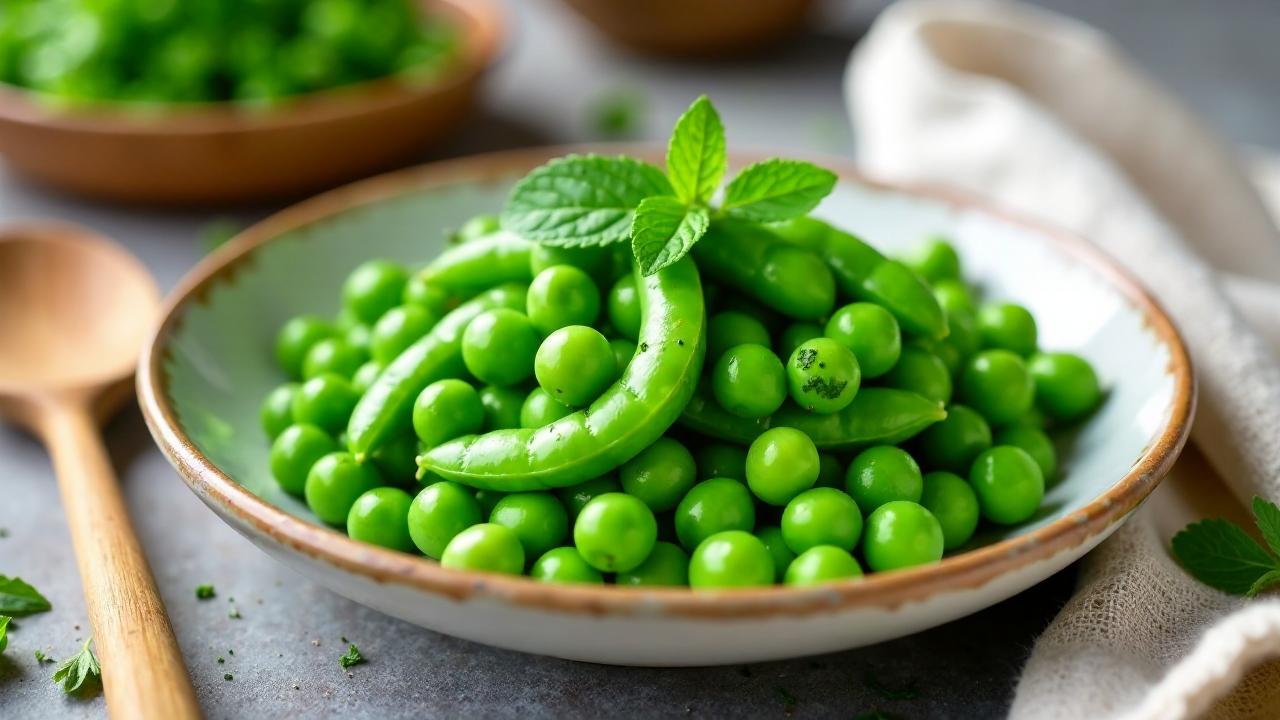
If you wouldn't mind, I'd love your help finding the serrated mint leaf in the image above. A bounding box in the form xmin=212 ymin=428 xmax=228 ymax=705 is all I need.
xmin=501 ymin=154 xmax=672 ymax=248
xmin=1247 ymin=569 xmax=1280 ymax=597
xmin=1172 ymin=518 xmax=1280 ymax=596
xmin=0 ymin=576 xmax=51 ymax=617
xmin=722 ymin=159 xmax=837 ymax=222
xmin=1251 ymin=496 xmax=1280 ymax=558
xmin=631 ymin=196 xmax=709 ymax=276
xmin=666 ymin=95 xmax=726 ymax=205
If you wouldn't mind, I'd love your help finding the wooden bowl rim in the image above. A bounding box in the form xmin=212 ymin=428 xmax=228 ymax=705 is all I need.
xmin=137 ymin=144 xmax=1196 ymax=620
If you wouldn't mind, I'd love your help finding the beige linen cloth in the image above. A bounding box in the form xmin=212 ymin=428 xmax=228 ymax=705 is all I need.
xmin=847 ymin=2 xmax=1280 ymax=718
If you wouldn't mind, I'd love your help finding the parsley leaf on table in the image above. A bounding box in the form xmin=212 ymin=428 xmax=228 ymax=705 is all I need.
xmin=1172 ymin=496 xmax=1280 ymax=597
xmin=0 ymin=575 xmax=52 ymax=616
xmin=52 ymin=638 xmax=101 ymax=694
xmin=339 ymin=643 xmax=365 ymax=669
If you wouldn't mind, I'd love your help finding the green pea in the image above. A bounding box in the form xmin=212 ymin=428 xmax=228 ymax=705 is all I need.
xmin=276 ymin=315 xmax=336 ymax=378
xmin=556 ymin=476 xmax=621 ymax=519
xmin=534 ymin=325 xmax=615 ymax=408
xmin=616 ymin=541 xmax=689 ymax=587
xmin=970 ymin=446 xmax=1045 ymax=525
xmin=688 ymin=530 xmax=774 ymax=589
xmin=904 ymin=236 xmax=961 ymax=283
xmin=344 ymin=323 xmax=373 ymax=357
xmin=413 ymin=379 xmax=484 ymax=447
xmin=527 ymin=265 xmax=601 ymax=335
xmin=573 ymin=493 xmax=658 ymax=573
xmin=462 ymin=309 xmax=539 ymax=387
xmin=457 ymin=214 xmax=501 ymax=242
xmin=695 ymin=443 xmax=747 ymax=480
xmin=961 ymin=350 xmax=1035 ymax=425
xmin=932 ymin=279 xmax=976 ymax=317
xmin=712 ymin=343 xmax=786 ymax=419
xmin=440 ymin=523 xmax=525 ymax=575
xmin=343 ymin=259 xmax=409 ymax=325
xmin=814 ymin=453 xmax=843 ymax=489
xmin=302 ymin=337 xmax=365 ymax=380
xmin=291 ymin=373 xmax=359 ymax=434
xmin=862 ymin=501 xmax=944 ymax=572
xmin=919 ymin=471 xmax=979 ymax=550
xmin=707 ymin=311 xmax=772 ymax=361
xmin=784 ymin=546 xmax=863 ymax=586
xmin=474 ymin=488 xmax=507 ymax=518
xmin=995 ymin=426 xmax=1058 ymax=481
xmin=346 ymin=487 xmax=414 ymax=552
xmin=407 ymin=479 xmax=481 ymax=558
xmin=778 ymin=322 xmax=824 ymax=359
xmin=825 ymin=302 xmax=901 ymax=379
xmin=1029 ymin=352 xmax=1102 ymax=422
xmin=620 ymin=437 xmax=697 ymax=512
xmin=755 ymin=526 xmax=796 ymax=582
xmin=607 ymin=274 xmax=642 ymax=339
xmin=370 ymin=432 xmax=420 ymax=486
xmin=845 ymin=445 xmax=923 ymax=513
xmin=304 ymin=452 xmax=383 ymax=526
xmin=490 ymin=492 xmax=569 ymax=559
xmin=478 ymin=385 xmax=525 ymax=431
xmin=915 ymin=404 xmax=992 ymax=472
xmin=746 ymin=427 xmax=819 ymax=506
xmin=403 ymin=273 xmax=453 ymax=316
xmin=978 ymin=303 xmax=1038 ymax=357
xmin=530 ymin=547 xmax=604 ymax=584
xmin=945 ymin=307 xmax=981 ymax=360
xmin=269 ymin=424 xmax=337 ymax=496
xmin=261 ymin=383 xmax=299 ymax=439
xmin=351 ymin=360 xmax=383 ymax=395
xmin=883 ymin=345 xmax=952 ymax=404
xmin=520 ymin=387 xmax=574 ymax=428
xmin=674 ymin=478 xmax=755 ymax=551
xmin=781 ymin=487 xmax=863 ymax=554
xmin=608 ymin=338 xmax=637 ymax=375
xmin=371 ymin=305 xmax=437 ymax=365
xmin=1008 ymin=406 xmax=1050 ymax=431
xmin=786 ymin=337 xmax=861 ymax=414
xmin=529 ymin=244 xmax=612 ymax=279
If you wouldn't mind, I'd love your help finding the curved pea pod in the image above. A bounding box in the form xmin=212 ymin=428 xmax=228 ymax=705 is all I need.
xmin=772 ymin=216 xmax=949 ymax=339
xmin=691 ymin=220 xmax=836 ymax=321
xmin=418 ymin=231 xmax=533 ymax=294
xmin=418 ymin=258 xmax=706 ymax=491
xmin=680 ymin=386 xmax=946 ymax=450
xmin=346 ymin=283 xmax=528 ymax=458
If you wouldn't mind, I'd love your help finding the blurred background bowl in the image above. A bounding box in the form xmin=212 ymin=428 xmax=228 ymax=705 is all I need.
xmin=0 ymin=0 xmax=504 ymax=206
xmin=560 ymin=0 xmax=815 ymax=57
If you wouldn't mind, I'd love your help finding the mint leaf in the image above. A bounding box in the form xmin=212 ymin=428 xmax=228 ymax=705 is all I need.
xmin=52 ymin=638 xmax=101 ymax=694
xmin=0 ymin=616 xmax=10 ymax=654
xmin=1247 ymin=569 xmax=1280 ymax=597
xmin=1252 ymin=496 xmax=1280 ymax=557
xmin=722 ymin=159 xmax=837 ymax=222
xmin=502 ymin=154 xmax=672 ymax=247
xmin=1172 ymin=518 xmax=1280 ymax=595
xmin=666 ymin=95 xmax=726 ymax=205
xmin=630 ymin=196 xmax=709 ymax=276
xmin=0 ymin=575 xmax=52 ymax=616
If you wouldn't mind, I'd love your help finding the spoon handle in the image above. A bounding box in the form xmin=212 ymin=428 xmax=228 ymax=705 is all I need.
xmin=44 ymin=405 xmax=202 ymax=720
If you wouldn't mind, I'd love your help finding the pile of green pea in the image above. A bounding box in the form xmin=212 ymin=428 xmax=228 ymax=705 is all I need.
xmin=0 ymin=0 xmax=455 ymax=104
xmin=262 ymin=214 xmax=1103 ymax=590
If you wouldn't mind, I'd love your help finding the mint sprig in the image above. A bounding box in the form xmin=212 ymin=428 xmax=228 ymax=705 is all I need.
xmin=502 ymin=95 xmax=837 ymax=275
xmin=1172 ymin=496 xmax=1280 ymax=597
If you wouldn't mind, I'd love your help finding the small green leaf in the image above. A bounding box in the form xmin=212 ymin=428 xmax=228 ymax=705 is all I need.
xmin=195 ymin=584 xmax=216 ymax=600
xmin=52 ymin=638 xmax=101 ymax=694
xmin=666 ymin=95 xmax=726 ymax=205
xmin=1172 ymin=518 xmax=1280 ymax=596
xmin=722 ymin=159 xmax=837 ymax=222
xmin=501 ymin=154 xmax=672 ymax=247
xmin=339 ymin=643 xmax=365 ymax=669
xmin=0 ymin=575 xmax=52 ymax=617
xmin=1251 ymin=496 xmax=1280 ymax=558
xmin=0 ymin=616 xmax=10 ymax=654
xmin=1246 ymin=569 xmax=1280 ymax=597
xmin=630 ymin=196 xmax=709 ymax=276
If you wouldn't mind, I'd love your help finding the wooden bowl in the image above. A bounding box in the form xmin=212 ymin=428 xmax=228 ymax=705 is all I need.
xmin=0 ymin=0 xmax=503 ymax=205
xmin=561 ymin=0 xmax=815 ymax=56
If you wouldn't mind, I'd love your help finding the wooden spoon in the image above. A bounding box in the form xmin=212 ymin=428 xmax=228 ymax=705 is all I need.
xmin=0 ymin=222 xmax=201 ymax=719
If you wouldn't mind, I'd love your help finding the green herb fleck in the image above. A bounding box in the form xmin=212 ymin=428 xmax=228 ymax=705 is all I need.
xmin=35 ymin=649 xmax=54 ymax=664
xmin=224 ymin=673 xmax=233 ymax=681
xmin=775 ymin=686 xmax=798 ymax=712
xmin=864 ymin=671 xmax=920 ymax=700
xmin=590 ymin=89 xmax=646 ymax=138
xmin=195 ymin=584 xmax=216 ymax=600
xmin=0 ymin=528 xmax=9 ymax=538
xmin=339 ymin=644 xmax=365 ymax=669
xmin=0 ymin=575 xmax=52 ymax=616
xmin=52 ymin=638 xmax=101 ymax=694
xmin=229 ymin=648 xmax=235 ymax=656
xmin=1172 ymin=496 xmax=1280 ymax=596
xmin=228 ymin=607 xmax=242 ymax=620
xmin=217 ymin=657 xmax=225 ymax=664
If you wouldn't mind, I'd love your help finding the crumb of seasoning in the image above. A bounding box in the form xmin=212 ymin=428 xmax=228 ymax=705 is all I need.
xmin=340 ymin=636 xmax=348 ymax=644
xmin=338 ymin=644 xmax=365 ymax=669
xmin=224 ymin=674 xmax=233 ymax=682
xmin=228 ymin=649 xmax=235 ymax=656
xmin=195 ymin=584 xmax=216 ymax=600
xmin=228 ymin=607 xmax=242 ymax=620
xmin=312 ymin=640 xmax=320 ymax=647
xmin=217 ymin=657 xmax=225 ymax=664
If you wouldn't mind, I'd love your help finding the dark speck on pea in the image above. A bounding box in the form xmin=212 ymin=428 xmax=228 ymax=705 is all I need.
xmin=802 ymin=376 xmax=848 ymax=401
xmin=796 ymin=348 xmax=818 ymax=370
xmin=639 ymin=342 xmax=649 ymax=352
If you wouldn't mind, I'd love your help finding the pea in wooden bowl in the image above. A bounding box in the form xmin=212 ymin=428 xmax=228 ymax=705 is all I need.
xmin=0 ymin=0 xmax=503 ymax=206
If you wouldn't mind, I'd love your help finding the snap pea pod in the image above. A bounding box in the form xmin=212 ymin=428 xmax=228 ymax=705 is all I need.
xmin=771 ymin=216 xmax=949 ymax=339
xmin=680 ymin=385 xmax=946 ymax=450
xmin=346 ymin=283 xmax=528 ymax=458
xmin=691 ymin=220 xmax=836 ymax=321
xmin=418 ymin=231 xmax=533 ymax=295
xmin=418 ymin=258 xmax=706 ymax=491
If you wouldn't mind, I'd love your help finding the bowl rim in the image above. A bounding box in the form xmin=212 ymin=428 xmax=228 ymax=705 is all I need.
xmin=0 ymin=0 xmax=504 ymax=135
xmin=137 ymin=144 xmax=1196 ymax=619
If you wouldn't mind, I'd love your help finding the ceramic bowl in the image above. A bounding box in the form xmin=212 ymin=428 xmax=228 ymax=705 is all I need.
xmin=560 ymin=0 xmax=815 ymax=57
xmin=0 ymin=0 xmax=502 ymax=205
xmin=138 ymin=146 xmax=1194 ymax=666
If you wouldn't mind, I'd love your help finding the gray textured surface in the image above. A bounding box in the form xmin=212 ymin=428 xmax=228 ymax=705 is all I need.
xmin=1 ymin=1 xmax=1275 ymax=718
